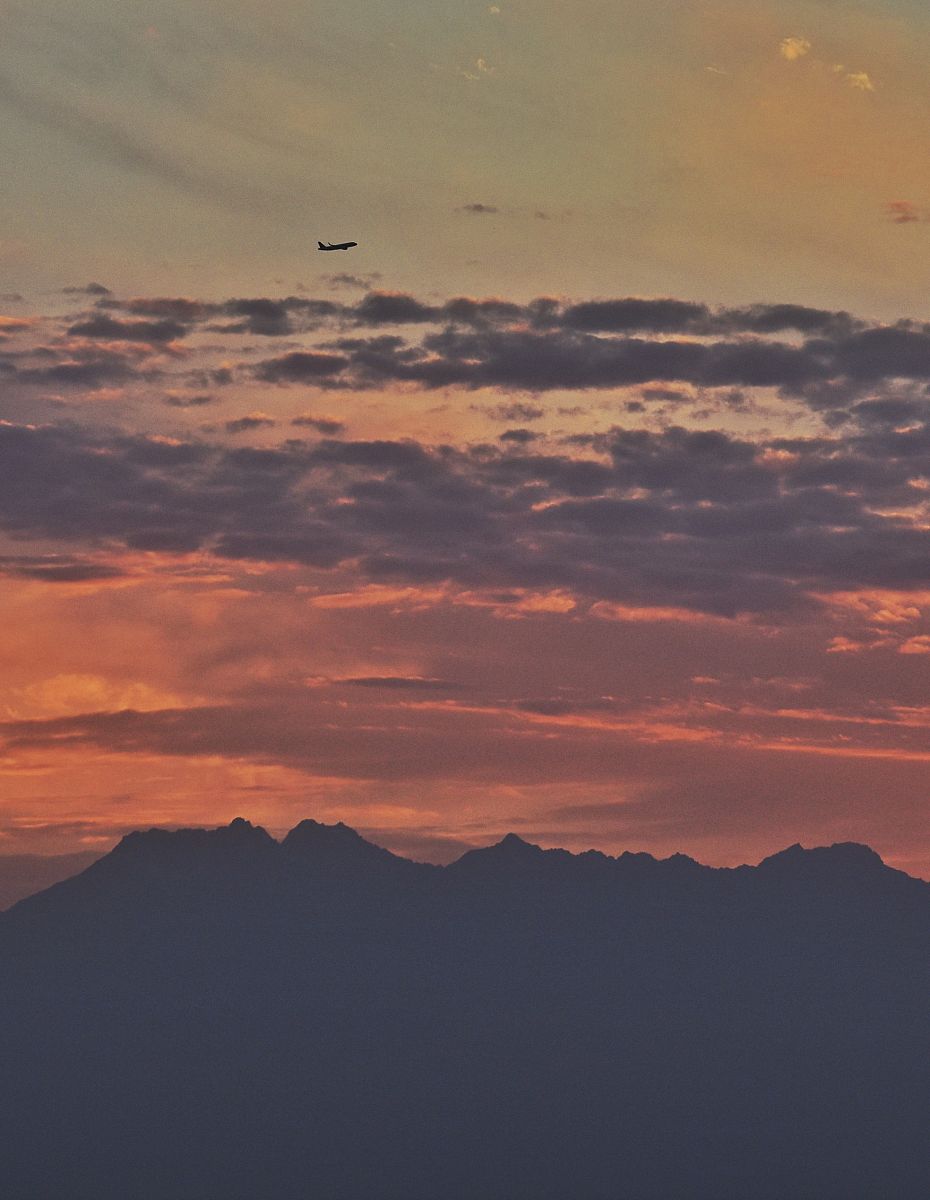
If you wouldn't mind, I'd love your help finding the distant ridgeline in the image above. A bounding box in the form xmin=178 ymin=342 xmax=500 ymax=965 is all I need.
xmin=1 ymin=819 xmax=928 ymax=1200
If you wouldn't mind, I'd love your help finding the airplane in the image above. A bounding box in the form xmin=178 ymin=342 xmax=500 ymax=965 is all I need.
xmin=318 ymin=240 xmax=358 ymax=251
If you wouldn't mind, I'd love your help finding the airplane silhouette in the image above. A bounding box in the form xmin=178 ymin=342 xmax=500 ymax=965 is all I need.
xmin=318 ymin=240 xmax=358 ymax=251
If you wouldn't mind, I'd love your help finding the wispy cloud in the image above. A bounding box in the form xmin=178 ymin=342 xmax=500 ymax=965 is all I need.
xmin=779 ymin=41 xmax=875 ymax=93
xmin=842 ymin=70 xmax=875 ymax=92
xmin=887 ymin=200 xmax=920 ymax=224
xmin=0 ymin=69 xmax=298 ymax=214
xmin=291 ymin=412 xmax=346 ymax=435
xmin=0 ymin=71 xmax=221 ymax=202
xmin=460 ymin=58 xmax=496 ymax=81
xmin=223 ymin=412 xmax=276 ymax=434
xmin=832 ymin=63 xmax=876 ymax=91
xmin=779 ymin=37 xmax=812 ymax=61
xmin=321 ymin=273 xmax=383 ymax=291
xmin=162 ymin=392 xmax=217 ymax=408
xmin=62 ymin=283 xmax=111 ymax=297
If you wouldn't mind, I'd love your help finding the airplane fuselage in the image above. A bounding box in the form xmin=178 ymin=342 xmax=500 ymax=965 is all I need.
xmin=318 ymin=241 xmax=358 ymax=251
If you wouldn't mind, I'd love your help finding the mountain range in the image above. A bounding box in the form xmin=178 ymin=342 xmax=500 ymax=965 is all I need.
xmin=1 ymin=819 xmax=927 ymax=1199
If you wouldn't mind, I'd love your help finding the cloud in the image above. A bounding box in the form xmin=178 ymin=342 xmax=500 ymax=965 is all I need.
xmin=67 ymin=315 xmax=187 ymax=343
xmin=443 ymin=297 xmax=524 ymax=326
xmin=0 ymin=555 xmax=126 ymax=583
xmin=6 ymin=403 xmax=930 ymax=617
xmin=353 ymin=292 xmax=438 ymax=324
xmin=322 ymin=273 xmax=383 ymax=290
xmin=0 ymin=71 xmax=227 ymax=204
xmin=562 ymin=298 xmax=710 ymax=333
xmin=479 ymin=402 xmax=546 ymax=422
xmin=11 ymin=291 xmax=930 ymax=620
xmin=224 ymin=413 xmax=276 ymax=434
xmin=62 ymin=283 xmax=112 ymax=296
xmin=328 ymin=326 xmax=822 ymax=392
xmin=121 ymin=297 xmax=215 ymax=323
xmin=5 ymin=343 xmax=155 ymax=388
xmin=887 ymin=201 xmax=921 ymax=224
xmin=499 ymin=429 xmax=540 ymax=444
xmin=163 ymin=392 xmax=217 ymax=408
xmin=220 ymin=296 xmax=343 ymax=337
xmin=234 ymin=299 xmax=928 ymax=397
xmin=6 ymin=682 xmax=930 ymax=870
xmin=90 ymin=288 xmax=862 ymax=349
xmin=254 ymin=350 xmax=349 ymax=382
xmin=560 ymin=299 xmax=855 ymax=338
xmin=99 ymin=294 xmax=344 ymax=341
xmin=0 ymin=69 xmax=299 ymax=215
xmin=0 ymin=286 xmax=905 ymax=406
xmin=459 ymin=59 xmax=495 ymax=81
xmin=338 ymin=676 xmax=466 ymax=690
xmin=217 ymin=298 xmax=294 ymax=337
xmin=641 ymin=387 xmax=689 ymax=403
xmin=830 ymin=63 xmax=876 ymax=92
xmin=291 ymin=413 xmax=346 ymax=435
xmin=719 ymin=304 xmax=858 ymax=337
xmin=843 ymin=71 xmax=875 ymax=92
xmin=779 ymin=37 xmax=812 ymax=61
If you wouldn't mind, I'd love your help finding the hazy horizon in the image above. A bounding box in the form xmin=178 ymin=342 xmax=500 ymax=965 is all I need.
xmin=2 ymin=815 xmax=927 ymax=913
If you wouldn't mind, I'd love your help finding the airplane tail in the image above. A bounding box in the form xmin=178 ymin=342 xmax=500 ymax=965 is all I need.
xmin=318 ymin=241 xmax=326 ymax=249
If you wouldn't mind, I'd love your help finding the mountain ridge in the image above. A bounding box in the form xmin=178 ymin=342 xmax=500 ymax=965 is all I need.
xmin=5 ymin=816 xmax=922 ymax=919
xmin=1 ymin=816 xmax=928 ymax=1199
xmin=21 ymin=815 xmax=920 ymax=882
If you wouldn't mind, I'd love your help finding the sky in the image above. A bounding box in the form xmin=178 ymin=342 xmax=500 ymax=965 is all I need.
xmin=3 ymin=0 xmax=930 ymax=877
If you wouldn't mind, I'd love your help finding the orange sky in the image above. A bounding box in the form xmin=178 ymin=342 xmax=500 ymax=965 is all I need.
xmin=2 ymin=1 xmax=930 ymax=877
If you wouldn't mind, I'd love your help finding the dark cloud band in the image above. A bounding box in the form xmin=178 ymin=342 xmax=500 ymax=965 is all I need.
xmin=4 ymin=414 xmax=930 ymax=615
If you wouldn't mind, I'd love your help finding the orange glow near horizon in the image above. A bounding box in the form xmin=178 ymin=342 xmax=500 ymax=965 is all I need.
xmin=7 ymin=0 xmax=930 ymax=882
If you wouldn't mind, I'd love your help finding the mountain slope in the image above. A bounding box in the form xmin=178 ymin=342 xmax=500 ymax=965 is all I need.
xmin=0 ymin=820 xmax=927 ymax=1200
xmin=0 ymin=850 xmax=101 ymax=911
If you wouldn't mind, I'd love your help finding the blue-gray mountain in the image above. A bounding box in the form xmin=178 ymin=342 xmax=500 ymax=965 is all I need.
xmin=0 ymin=849 xmax=101 ymax=910
xmin=1 ymin=819 xmax=928 ymax=1200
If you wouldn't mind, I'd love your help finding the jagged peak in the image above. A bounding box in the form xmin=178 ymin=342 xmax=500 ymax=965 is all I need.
xmin=34 ymin=817 xmax=906 ymax=895
xmin=757 ymin=841 xmax=886 ymax=873
xmin=475 ymin=833 xmax=544 ymax=857
xmin=449 ymin=833 xmax=555 ymax=874
xmin=452 ymin=836 xmax=705 ymax=874
xmin=498 ymin=832 xmax=538 ymax=851
xmin=285 ymin=818 xmax=359 ymax=840
xmin=283 ymin=818 xmax=370 ymax=848
xmin=112 ymin=817 xmax=275 ymax=857
xmin=281 ymin=819 xmax=407 ymax=869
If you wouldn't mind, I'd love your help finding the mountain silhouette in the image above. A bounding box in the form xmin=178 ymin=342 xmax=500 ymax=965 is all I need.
xmin=0 ymin=849 xmax=101 ymax=910
xmin=1 ymin=820 xmax=928 ymax=1199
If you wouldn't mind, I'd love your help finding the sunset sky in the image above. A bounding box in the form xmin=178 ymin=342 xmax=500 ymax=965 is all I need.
xmin=3 ymin=0 xmax=930 ymax=876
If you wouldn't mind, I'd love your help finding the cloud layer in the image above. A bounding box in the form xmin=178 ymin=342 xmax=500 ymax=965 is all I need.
xmin=4 ymin=286 xmax=930 ymax=876
xmin=4 ymin=406 xmax=930 ymax=616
